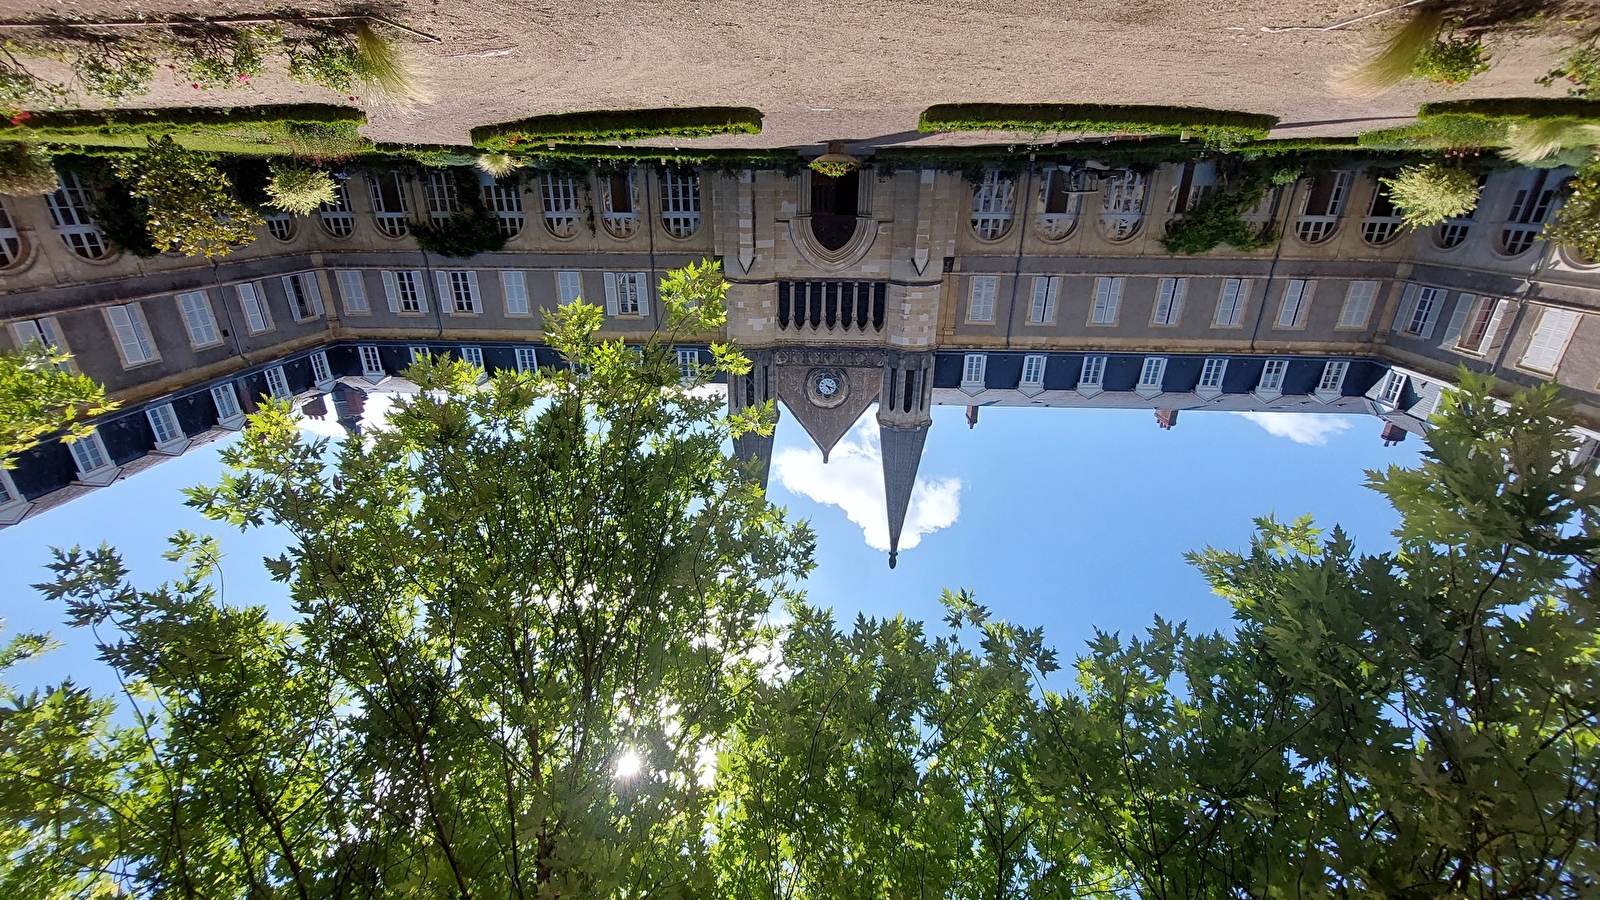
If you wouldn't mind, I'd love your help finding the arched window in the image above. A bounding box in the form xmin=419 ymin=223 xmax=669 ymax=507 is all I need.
xmin=368 ymin=172 xmax=410 ymax=238
xmin=263 ymin=211 xmax=294 ymax=241
xmin=0 ymin=199 xmax=21 ymax=268
xmin=541 ymin=173 xmax=581 ymax=238
xmin=1167 ymin=160 xmax=1216 ymax=216
xmin=971 ymin=170 xmax=1016 ymax=241
xmin=660 ymin=171 xmax=700 ymax=238
xmin=46 ymin=172 xmax=110 ymax=260
xmin=320 ymin=181 xmax=354 ymax=237
xmin=1361 ymin=177 xmax=1404 ymax=246
xmin=1500 ymin=169 xmax=1558 ymax=256
xmin=1240 ymin=184 xmax=1282 ymax=230
xmin=1100 ymin=171 xmax=1147 ymax=241
xmin=1037 ymin=167 xmax=1090 ymax=240
xmin=479 ymin=171 xmax=523 ymax=237
xmin=423 ymin=170 xmax=459 ymax=221
xmin=600 ymin=170 xmax=638 ymax=239
xmin=1294 ymin=170 xmax=1351 ymax=244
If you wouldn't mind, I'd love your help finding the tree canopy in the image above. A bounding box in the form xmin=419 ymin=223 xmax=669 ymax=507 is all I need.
xmin=3 ymin=258 xmax=1597 ymax=899
xmin=0 ymin=340 xmax=117 ymax=468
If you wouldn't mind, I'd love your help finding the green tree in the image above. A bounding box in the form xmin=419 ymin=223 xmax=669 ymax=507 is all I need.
xmin=0 ymin=341 xmax=117 ymax=468
xmin=1545 ymin=159 xmax=1600 ymax=261
xmin=1380 ymin=163 xmax=1482 ymax=228
xmin=113 ymin=136 xmax=262 ymax=258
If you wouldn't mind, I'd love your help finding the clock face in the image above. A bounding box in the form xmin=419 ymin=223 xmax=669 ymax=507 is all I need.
xmin=815 ymin=374 xmax=841 ymax=397
xmin=805 ymin=367 xmax=850 ymax=409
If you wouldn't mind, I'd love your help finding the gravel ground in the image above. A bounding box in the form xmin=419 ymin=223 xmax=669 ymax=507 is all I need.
xmin=0 ymin=0 xmax=1579 ymax=151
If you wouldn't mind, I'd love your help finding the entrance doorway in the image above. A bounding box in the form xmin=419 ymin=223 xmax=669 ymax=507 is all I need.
xmin=810 ymin=170 xmax=859 ymax=251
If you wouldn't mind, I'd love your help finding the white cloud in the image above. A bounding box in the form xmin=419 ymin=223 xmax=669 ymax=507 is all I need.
xmin=1233 ymin=411 xmax=1360 ymax=446
xmin=772 ymin=415 xmax=962 ymax=554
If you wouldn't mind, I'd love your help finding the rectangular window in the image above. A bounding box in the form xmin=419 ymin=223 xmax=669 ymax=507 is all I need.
xmin=282 ymin=273 xmax=324 ymax=321
xmin=1138 ymin=356 xmax=1167 ymax=391
xmin=962 ymin=353 xmax=986 ymax=388
xmin=176 ymin=291 xmax=220 ymax=347
xmin=1153 ymin=277 xmax=1186 ymax=326
xmin=1215 ymin=279 xmax=1250 ymax=327
xmin=1080 ymin=355 xmax=1106 ymax=387
xmin=1198 ymin=357 xmax=1228 ymax=390
xmin=677 ymin=348 xmax=699 ymax=379
xmin=1379 ymin=371 xmax=1406 ymax=405
xmin=359 ymin=345 xmax=384 ymax=377
xmin=1456 ymin=296 xmax=1506 ymax=354
xmin=1259 ymin=359 xmax=1288 ymax=392
xmin=1028 ymin=276 xmax=1060 ymax=324
xmin=1407 ymin=287 xmax=1446 ymax=337
xmin=557 ymin=271 xmax=583 ymax=305
xmin=310 ymin=350 xmax=332 ymax=385
xmin=238 ymin=283 xmax=273 ymax=334
xmin=1020 ymin=354 xmax=1046 ymax=386
xmin=336 ymin=270 xmax=369 ymax=314
xmin=1338 ymin=281 xmax=1377 ymax=329
xmin=409 ymin=345 xmax=429 ymax=365
xmin=1317 ymin=360 xmax=1348 ymax=395
xmin=264 ymin=366 xmax=291 ymax=400
xmin=382 ymin=270 xmax=427 ymax=314
xmin=1520 ymin=307 xmax=1581 ymax=374
xmin=70 ymin=430 xmax=109 ymax=476
xmin=1091 ymin=277 xmax=1123 ymax=325
xmin=146 ymin=403 xmax=183 ymax=446
xmin=437 ymin=270 xmax=482 ymax=314
xmin=460 ymin=346 xmax=483 ymax=369
xmin=604 ymin=272 xmax=649 ymax=317
xmin=968 ymin=275 xmax=998 ymax=322
xmin=515 ymin=347 xmax=539 ymax=372
xmin=502 ymin=270 xmax=530 ymax=316
xmin=106 ymin=303 xmax=157 ymax=366
xmin=211 ymin=384 xmax=242 ymax=423
xmin=9 ymin=316 xmax=65 ymax=354
xmin=1277 ymin=279 xmax=1312 ymax=329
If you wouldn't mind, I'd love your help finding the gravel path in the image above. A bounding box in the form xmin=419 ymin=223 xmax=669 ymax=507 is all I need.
xmin=0 ymin=0 xmax=1577 ymax=151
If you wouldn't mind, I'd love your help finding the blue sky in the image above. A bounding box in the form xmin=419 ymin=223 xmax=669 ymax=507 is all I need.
xmin=0 ymin=399 xmax=1419 ymax=696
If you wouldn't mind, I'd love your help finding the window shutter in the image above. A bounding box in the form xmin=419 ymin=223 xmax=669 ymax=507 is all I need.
xmin=436 ymin=271 xmax=451 ymax=309
xmin=1392 ymin=283 xmax=1420 ymax=332
xmin=411 ymin=271 xmax=428 ymax=312
xmin=603 ymin=272 xmax=620 ymax=317
xmin=503 ymin=271 xmax=529 ymax=315
xmin=1045 ymin=277 xmax=1059 ymax=323
xmin=338 ymin=270 xmax=368 ymax=312
xmin=382 ymin=271 xmax=400 ymax=313
xmin=1483 ymin=299 xmax=1513 ymax=351
xmin=466 ymin=271 xmax=481 ymax=312
xmin=107 ymin=305 xmax=146 ymax=363
xmin=1030 ymin=277 xmax=1048 ymax=322
xmin=635 ymin=273 xmax=650 ymax=317
xmin=1521 ymin=308 xmax=1580 ymax=372
xmin=1419 ymin=290 xmax=1444 ymax=339
xmin=306 ymin=275 xmax=325 ymax=316
xmin=12 ymin=320 xmax=43 ymax=349
xmin=281 ymin=275 xmax=299 ymax=317
xmin=1439 ymin=295 xmax=1472 ymax=348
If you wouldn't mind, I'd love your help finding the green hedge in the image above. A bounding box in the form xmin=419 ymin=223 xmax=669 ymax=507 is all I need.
xmin=873 ymin=139 xmax=1203 ymax=173
xmin=917 ymin=104 xmax=1277 ymax=147
xmin=0 ymin=105 xmax=370 ymax=156
xmin=1419 ymin=98 xmax=1600 ymax=123
xmin=472 ymin=107 xmax=763 ymax=151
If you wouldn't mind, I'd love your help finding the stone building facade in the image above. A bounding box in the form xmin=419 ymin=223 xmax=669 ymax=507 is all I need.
xmin=2 ymin=159 xmax=1597 ymax=564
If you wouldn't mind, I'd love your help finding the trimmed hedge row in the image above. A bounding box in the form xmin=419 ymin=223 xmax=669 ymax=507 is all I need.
xmin=1419 ymin=98 xmax=1600 ymax=123
xmin=472 ymin=107 xmax=763 ymax=151
xmin=917 ymin=104 xmax=1277 ymax=147
xmin=0 ymin=105 xmax=370 ymax=156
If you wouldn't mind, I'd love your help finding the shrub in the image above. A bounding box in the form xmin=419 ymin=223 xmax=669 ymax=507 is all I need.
xmin=809 ymin=158 xmax=857 ymax=178
xmin=172 ymin=26 xmax=269 ymax=89
xmin=113 ymin=136 xmax=262 ymax=258
xmin=1504 ymin=119 xmax=1600 ymax=163
xmin=72 ymin=41 xmax=157 ymax=102
xmin=1411 ymin=37 xmax=1489 ymax=85
xmin=1543 ymin=160 xmax=1600 ymax=261
xmin=1379 ymin=164 xmax=1481 ymax=228
xmin=0 ymin=105 xmax=370 ymax=156
xmin=412 ymin=167 xmax=507 ymax=258
xmin=265 ymin=162 xmax=339 ymax=215
xmin=472 ymin=107 xmax=764 ymax=151
xmin=284 ymin=22 xmax=414 ymax=99
xmin=0 ymin=142 xmax=59 ymax=195
xmin=76 ymin=165 xmax=160 ymax=258
xmin=1161 ymin=175 xmax=1277 ymax=255
xmin=476 ymin=153 xmax=522 ymax=177
xmin=1337 ymin=8 xmax=1445 ymax=97
xmin=917 ymin=104 xmax=1276 ymax=149
xmin=1539 ymin=45 xmax=1600 ymax=98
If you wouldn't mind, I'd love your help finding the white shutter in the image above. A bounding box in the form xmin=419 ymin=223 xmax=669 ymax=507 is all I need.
xmin=178 ymin=292 xmax=218 ymax=345
xmin=1520 ymin=308 xmax=1580 ymax=373
xmin=281 ymin=275 xmax=299 ymax=317
xmin=411 ymin=271 xmax=428 ymax=313
xmin=502 ymin=271 xmax=529 ymax=315
xmin=131 ymin=306 xmax=155 ymax=360
xmin=436 ymin=271 xmax=451 ymax=309
xmin=1418 ymin=290 xmax=1444 ymax=339
xmin=1339 ymin=281 xmax=1376 ymax=328
xmin=338 ymin=270 xmax=368 ymax=313
xmin=306 ymin=275 xmax=325 ymax=316
xmin=466 ymin=271 xmax=481 ymax=313
xmin=635 ymin=273 xmax=650 ymax=317
xmin=1482 ymin=299 xmax=1514 ymax=352
xmin=1030 ymin=277 xmax=1048 ymax=322
xmin=381 ymin=271 xmax=401 ymax=313
xmin=1439 ymin=295 xmax=1472 ymax=348
xmin=107 ymin=305 xmax=149 ymax=364
xmin=1045 ymin=276 xmax=1059 ymax=323
xmin=559 ymin=271 xmax=583 ymax=305
xmin=1392 ymin=283 xmax=1420 ymax=332
xmin=603 ymin=272 xmax=620 ymax=317
xmin=11 ymin=320 xmax=43 ymax=349
xmin=238 ymin=284 xmax=268 ymax=333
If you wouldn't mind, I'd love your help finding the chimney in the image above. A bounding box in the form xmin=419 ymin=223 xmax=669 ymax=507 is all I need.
xmin=1381 ymin=422 xmax=1408 ymax=446
xmin=302 ymin=393 xmax=328 ymax=419
xmin=966 ymin=405 xmax=979 ymax=429
xmin=1155 ymin=409 xmax=1179 ymax=430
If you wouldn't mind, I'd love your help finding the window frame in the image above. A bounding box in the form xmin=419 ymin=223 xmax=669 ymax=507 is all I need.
xmin=69 ymin=427 xmax=115 ymax=483
xmin=1518 ymin=306 xmax=1581 ymax=375
xmin=263 ymin=365 xmax=292 ymax=401
xmin=211 ymin=383 xmax=245 ymax=428
xmin=1337 ymin=281 xmax=1378 ymax=330
xmin=282 ymin=273 xmax=325 ymax=322
xmin=237 ymin=282 xmax=274 ymax=335
xmin=1019 ymin=354 xmax=1047 ymax=395
xmin=1136 ymin=356 xmax=1168 ymax=398
xmin=146 ymin=402 xmax=186 ymax=452
xmin=175 ymin=290 xmax=222 ymax=349
xmin=1028 ymin=276 xmax=1061 ymax=325
xmin=961 ymin=353 xmax=988 ymax=392
xmin=967 ymin=275 xmax=998 ymax=323
xmin=502 ymin=270 xmax=530 ymax=316
xmin=1090 ymin=277 xmax=1123 ymax=326
xmin=514 ymin=346 xmax=539 ymax=373
xmin=359 ymin=345 xmax=385 ymax=380
xmin=1315 ymin=360 xmax=1348 ymax=400
xmin=336 ymin=270 xmax=370 ymax=315
xmin=104 ymin=302 xmax=159 ymax=368
xmin=1078 ymin=355 xmax=1107 ymax=396
xmin=1257 ymin=358 xmax=1289 ymax=397
xmin=1215 ymin=279 xmax=1250 ymax=328
xmin=1196 ymin=357 xmax=1228 ymax=398
xmin=310 ymin=350 xmax=334 ymax=388
xmin=1276 ymin=279 xmax=1313 ymax=330
xmin=1152 ymin=277 xmax=1186 ymax=326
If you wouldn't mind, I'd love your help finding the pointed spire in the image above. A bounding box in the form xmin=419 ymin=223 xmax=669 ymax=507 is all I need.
xmin=880 ymin=421 xmax=929 ymax=569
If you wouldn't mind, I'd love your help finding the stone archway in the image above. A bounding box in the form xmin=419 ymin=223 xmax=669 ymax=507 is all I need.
xmin=810 ymin=169 xmax=860 ymax=251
